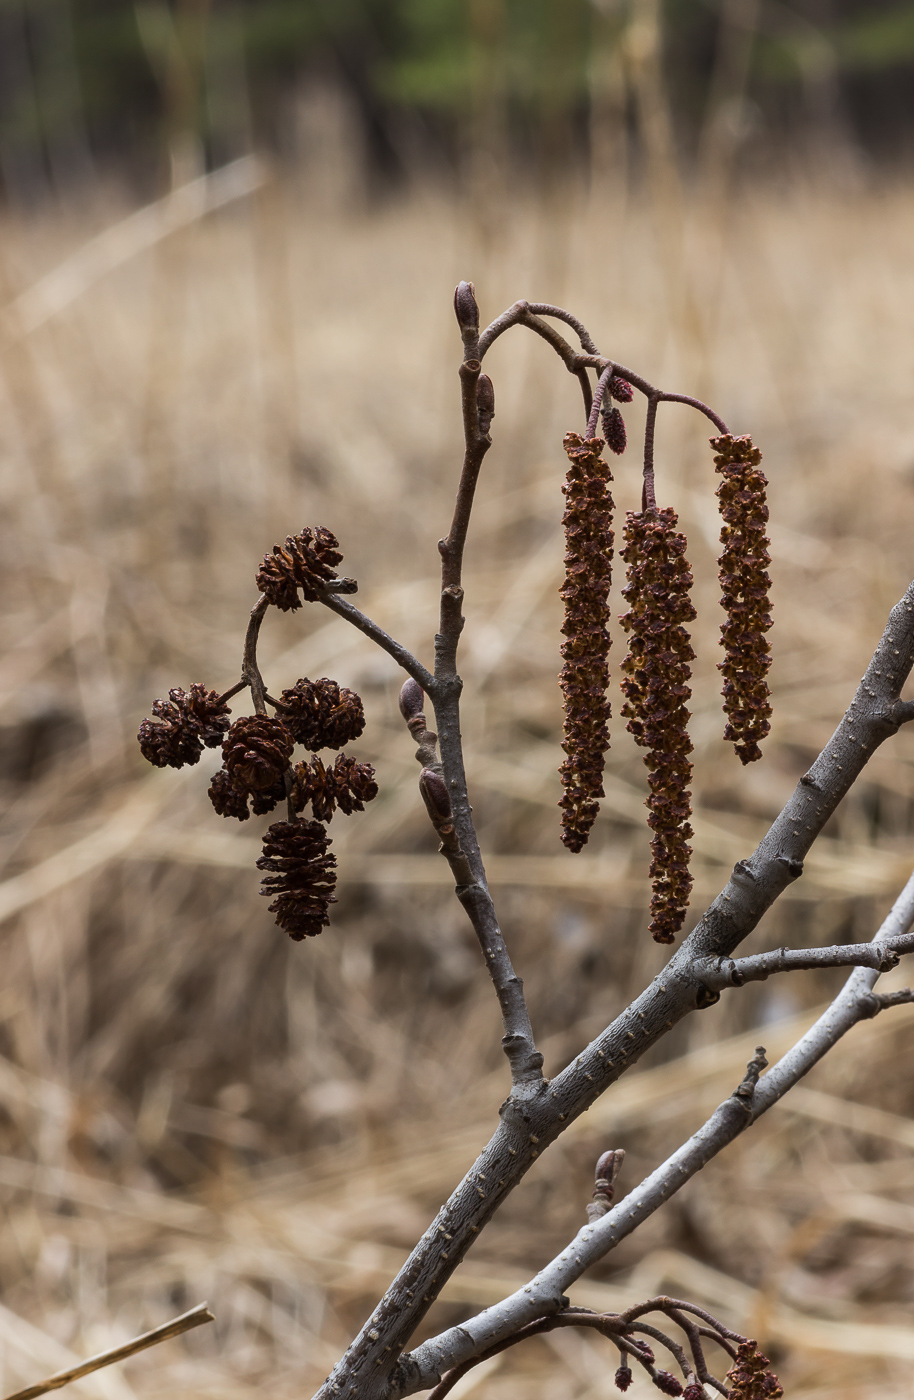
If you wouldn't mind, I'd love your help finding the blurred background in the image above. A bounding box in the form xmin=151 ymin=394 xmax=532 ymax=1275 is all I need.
xmin=2 ymin=2 xmax=914 ymax=1398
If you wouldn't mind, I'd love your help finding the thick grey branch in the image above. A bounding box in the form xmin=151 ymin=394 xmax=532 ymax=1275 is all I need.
xmin=404 ymin=872 xmax=914 ymax=1390
xmin=312 ymin=580 xmax=914 ymax=1400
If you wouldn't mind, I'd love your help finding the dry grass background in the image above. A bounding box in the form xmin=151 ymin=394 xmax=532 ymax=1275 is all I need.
xmin=2 ymin=156 xmax=914 ymax=1400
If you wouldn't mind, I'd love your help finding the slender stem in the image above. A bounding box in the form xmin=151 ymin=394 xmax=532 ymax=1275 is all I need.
xmin=242 ymin=595 xmax=269 ymax=714
xmin=525 ymin=302 xmax=601 ymax=355
xmin=658 ymin=391 xmax=729 ymax=434
xmin=216 ymin=679 xmax=248 ymax=705
xmin=585 ymin=364 xmax=615 ymax=439
xmin=1 ymin=1305 xmax=214 ymax=1400
xmin=317 ymin=593 xmax=434 ymax=692
xmin=696 ymin=932 xmax=914 ymax=990
xmin=642 ymin=396 xmax=659 ymax=511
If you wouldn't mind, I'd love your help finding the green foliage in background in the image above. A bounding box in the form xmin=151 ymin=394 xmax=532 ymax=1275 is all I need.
xmin=0 ymin=0 xmax=913 ymax=196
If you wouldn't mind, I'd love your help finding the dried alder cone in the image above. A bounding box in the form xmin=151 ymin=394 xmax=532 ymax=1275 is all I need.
xmin=256 ymin=525 xmax=343 ymax=611
xmin=559 ymin=431 xmax=615 ymax=852
xmin=621 ymin=509 xmax=696 ymax=943
xmin=724 ymin=1341 xmax=783 ymax=1399
xmin=292 ymin=754 xmax=378 ymax=822
xmin=257 ymin=819 xmax=337 ymax=940
xmin=137 ymin=684 xmax=230 ymax=769
xmin=208 ymin=765 xmax=286 ymax=821
xmin=712 ymin=433 xmax=773 ymax=764
xmin=222 ymin=714 xmax=294 ymax=794
xmin=279 ymin=677 xmax=366 ymax=751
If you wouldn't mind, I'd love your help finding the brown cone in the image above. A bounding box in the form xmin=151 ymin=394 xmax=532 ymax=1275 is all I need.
xmin=279 ymin=677 xmax=366 ymax=750
xmin=208 ymin=767 xmax=251 ymax=821
xmin=711 ymin=434 xmax=772 ymax=765
xmin=138 ymin=684 xmax=231 ymax=770
xmin=292 ymin=754 xmax=378 ymax=822
xmin=558 ymin=432 xmax=615 ymax=853
xmin=257 ymin=819 xmax=337 ymax=939
xmin=223 ymin=714 xmax=294 ymax=794
xmin=620 ymin=509 xmax=696 ymax=943
xmin=256 ymin=526 xmax=344 ymax=611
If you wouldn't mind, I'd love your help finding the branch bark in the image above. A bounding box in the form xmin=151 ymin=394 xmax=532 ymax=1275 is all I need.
xmin=404 ymin=872 xmax=914 ymax=1389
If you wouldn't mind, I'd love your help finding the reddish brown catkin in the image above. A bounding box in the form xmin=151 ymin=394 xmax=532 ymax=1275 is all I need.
xmin=620 ymin=509 xmax=696 ymax=943
xmin=711 ymin=434 xmax=772 ymax=764
xmin=559 ymin=432 xmax=615 ymax=852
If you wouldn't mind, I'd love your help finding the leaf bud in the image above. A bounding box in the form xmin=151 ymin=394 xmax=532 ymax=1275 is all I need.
xmin=453 ymin=280 xmax=479 ymax=333
xmin=476 ymin=373 xmax=495 ymax=434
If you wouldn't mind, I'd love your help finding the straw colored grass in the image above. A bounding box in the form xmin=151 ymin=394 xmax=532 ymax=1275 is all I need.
xmin=1 ymin=163 xmax=914 ymax=1400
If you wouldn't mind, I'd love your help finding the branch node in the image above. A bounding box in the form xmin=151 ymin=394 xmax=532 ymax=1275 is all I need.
xmin=732 ymin=1046 xmax=768 ymax=1102
xmin=695 ymin=984 xmax=720 ymax=1010
xmin=731 ymin=858 xmax=756 ymax=884
xmin=777 ymin=854 xmax=804 ymax=879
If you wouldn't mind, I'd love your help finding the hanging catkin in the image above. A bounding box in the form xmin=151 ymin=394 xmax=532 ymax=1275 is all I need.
xmin=558 ymin=432 xmax=615 ymax=852
xmin=711 ymin=433 xmax=772 ymax=764
xmin=620 ymin=509 xmax=696 ymax=943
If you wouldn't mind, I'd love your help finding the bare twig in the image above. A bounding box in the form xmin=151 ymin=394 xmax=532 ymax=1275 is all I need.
xmin=317 ymin=593 xmax=434 ymax=692
xmin=695 ymin=931 xmax=914 ymax=990
xmin=1 ymin=1304 xmax=214 ymax=1400
xmin=241 ymin=596 xmax=269 ymax=714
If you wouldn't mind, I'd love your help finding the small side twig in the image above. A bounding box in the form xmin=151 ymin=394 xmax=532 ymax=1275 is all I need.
xmin=1 ymin=1304 xmax=214 ymax=1400
xmin=696 ymin=933 xmax=914 ymax=992
xmin=242 ymin=595 xmax=269 ymax=714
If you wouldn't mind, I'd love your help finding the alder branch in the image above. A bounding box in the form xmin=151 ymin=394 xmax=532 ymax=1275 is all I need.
xmin=316 ymin=592 xmax=434 ymax=693
xmin=402 ymin=873 xmax=914 ymax=1389
xmin=694 ymin=931 xmax=914 ymax=990
xmin=313 ymin=578 xmax=914 ymax=1400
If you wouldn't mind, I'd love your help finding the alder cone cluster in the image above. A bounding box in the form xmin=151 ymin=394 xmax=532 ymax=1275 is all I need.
xmin=256 ymin=525 xmax=343 ymax=610
xmin=620 ymin=509 xmax=696 ymax=943
xmin=558 ymin=432 xmax=614 ymax=853
xmin=257 ymin=819 xmax=337 ymax=939
xmin=279 ymin=677 xmax=366 ymax=751
xmin=222 ymin=714 xmax=294 ymax=793
xmin=723 ymin=1341 xmax=783 ymax=1399
xmin=292 ymin=754 xmax=378 ymax=822
xmin=711 ymin=434 xmax=773 ymax=765
xmin=137 ymin=684 xmax=231 ymax=769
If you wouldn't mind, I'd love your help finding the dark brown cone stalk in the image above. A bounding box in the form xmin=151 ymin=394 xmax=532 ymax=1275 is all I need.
xmin=558 ymin=432 xmax=614 ymax=852
xmin=222 ymin=714 xmax=294 ymax=794
xmin=257 ymin=819 xmax=337 ymax=939
xmin=138 ymin=684 xmax=231 ymax=769
xmin=711 ymin=434 xmax=773 ymax=765
xmin=278 ymin=677 xmax=366 ymax=751
xmin=723 ymin=1341 xmax=783 ymax=1400
xmin=292 ymin=754 xmax=378 ymax=822
xmin=255 ymin=525 xmax=343 ymax=611
xmin=620 ymin=509 xmax=696 ymax=943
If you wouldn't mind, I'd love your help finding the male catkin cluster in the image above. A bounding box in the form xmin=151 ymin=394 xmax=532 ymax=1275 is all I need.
xmin=558 ymin=431 xmax=615 ymax=852
xmin=620 ymin=509 xmax=696 ymax=943
xmin=711 ymin=433 xmax=772 ymax=764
